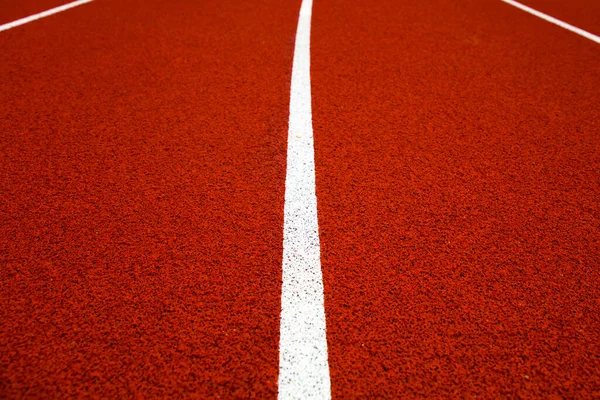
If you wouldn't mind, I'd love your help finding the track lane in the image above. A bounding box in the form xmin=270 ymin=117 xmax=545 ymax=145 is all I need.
xmin=312 ymin=0 xmax=600 ymax=397
xmin=0 ymin=0 xmax=300 ymax=397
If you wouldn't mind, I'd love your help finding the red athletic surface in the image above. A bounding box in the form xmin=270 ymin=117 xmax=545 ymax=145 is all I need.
xmin=2 ymin=0 xmax=600 ymax=398
xmin=1 ymin=0 xmax=300 ymax=397
xmin=518 ymin=0 xmax=600 ymax=36
xmin=312 ymin=0 xmax=599 ymax=397
xmin=0 ymin=0 xmax=73 ymax=25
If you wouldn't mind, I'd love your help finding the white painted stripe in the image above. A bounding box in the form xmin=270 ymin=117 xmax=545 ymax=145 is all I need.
xmin=0 ymin=0 xmax=93 ymax=33
xmin=501 ymin=0 xmax=600 ymax=44
xmin=278 ymin=0 xmax=331 ymax=398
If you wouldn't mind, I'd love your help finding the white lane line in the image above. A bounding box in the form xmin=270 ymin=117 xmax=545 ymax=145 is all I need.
xmin=0 ymin=0 xmax=93 ymax=33
xmin=501 ymin=0 xmax=600 ymax=44
xmin=278 ymin=0 xmax=331 ymax=397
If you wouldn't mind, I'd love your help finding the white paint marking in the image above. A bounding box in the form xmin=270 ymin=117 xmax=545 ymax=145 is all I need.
xmin=502 ymin=0 xmax=600 ymax=44
xmin=278 ymin=0 xmax=331 ymax=398
xmin=0 ymin=0 xmax=93 ymax=33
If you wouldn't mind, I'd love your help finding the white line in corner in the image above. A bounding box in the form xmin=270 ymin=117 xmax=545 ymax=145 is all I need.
xmin=278 ymin=0 xmax=331 ymax=398
xmin=501 ymin=0 xmax=600 ymax=44
xmin=0 ymin=0 xmax=94 ymax=33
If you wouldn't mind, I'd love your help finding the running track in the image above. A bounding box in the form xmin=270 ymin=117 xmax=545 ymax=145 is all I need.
xmin=1 ymin=0 xmax=599 ymax=398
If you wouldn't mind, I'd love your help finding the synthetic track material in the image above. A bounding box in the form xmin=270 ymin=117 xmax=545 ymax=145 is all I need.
xmin=0 ymin=0 xmax=93 ymax=33
xmin=501 ymin=0 xmax=600 ymax=44
xmin=2 ymin=0 xmax=600 ymax=397
xmin=312 ymin=0 xmax=600 ymax=397
xmin=516 ymin=0 xmax=600 ymax=36
xmin=1 ymin=0 xmax=300 ymax=396
xmin=0 ymin=0 xmax=73 ymax=25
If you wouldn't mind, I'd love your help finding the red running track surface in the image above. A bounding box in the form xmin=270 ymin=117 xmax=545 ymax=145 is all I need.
xmin=312 ymin=0 xmax=600 ymax=397
xmin=2 ymin=0 xmax=600 ymax=397
xmin=516 ymin=0 xmax=600 ymax=37
xmin=1 ymin=0 xmax=300 ymax=396
xmin=0 ymin=0 xmax=75 ymax=25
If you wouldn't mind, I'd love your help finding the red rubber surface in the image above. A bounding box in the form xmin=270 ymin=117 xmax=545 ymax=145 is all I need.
xmin=0 ymin=0 xmax=74 ymax=25
xmin=0 ymin=0 xmax=300 ymax=397
xmin=2 ymin=0 xmax=600 ymax=398
xmin=518 ymin=0 xmax=600 ymax=36
xmin=312 ymin=0 xmax=600 ymax=397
